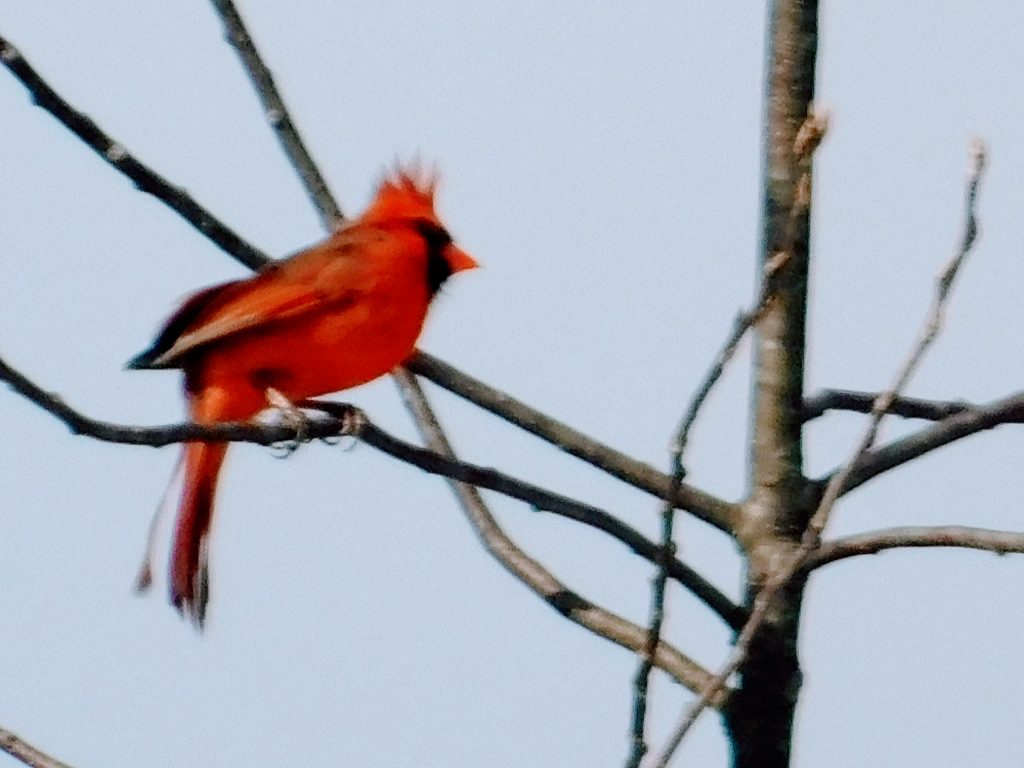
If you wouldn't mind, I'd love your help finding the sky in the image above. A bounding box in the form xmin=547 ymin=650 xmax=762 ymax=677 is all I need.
xmin=2 ymin=2 xmax=1024 ymax=766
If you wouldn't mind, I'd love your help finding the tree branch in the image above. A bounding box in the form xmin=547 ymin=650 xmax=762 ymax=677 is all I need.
xmin=207 ymin=0 xmax=344 ymax=228
xmin=832 ymin=390 xmax=1024 ymax=497
xmin=805 ymin=388 xmax=1024 ymax=498
xmin=806 ymin=526 xmax=1024 ymax=569
xmin=386 ymin=370 xmax=726 ymax=705
xmin=0 ymin=34 xmax=270 ymax=272
xmin=0 ymin=354 xmax=746 ymax=631
xmin=802 ymin=389 xmax=976 ymax=423
xmin=408 ymin=353 xmax=739 ymax=533
xmin=0 ymin=727 xmax=73 ymax=768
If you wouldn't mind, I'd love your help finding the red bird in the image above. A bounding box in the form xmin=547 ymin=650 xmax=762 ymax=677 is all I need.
xmin=129 ymin=168 xmax=477 ymax=625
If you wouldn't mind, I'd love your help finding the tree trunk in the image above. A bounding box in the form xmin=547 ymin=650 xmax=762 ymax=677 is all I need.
xmin=728 ymin=1 xmax=818 ymax=765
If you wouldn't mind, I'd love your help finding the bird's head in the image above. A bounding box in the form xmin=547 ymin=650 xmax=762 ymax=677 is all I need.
xmin=360 ymin=165 xmax=479 ymax=292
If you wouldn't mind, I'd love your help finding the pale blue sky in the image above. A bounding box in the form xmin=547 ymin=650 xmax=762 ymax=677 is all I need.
xmin=3 ymin=3 xmax=1023 ymax=766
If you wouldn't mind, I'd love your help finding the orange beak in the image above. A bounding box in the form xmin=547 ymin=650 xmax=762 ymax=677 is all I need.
xmin=446 ymin=244 xmax=480 ymax=273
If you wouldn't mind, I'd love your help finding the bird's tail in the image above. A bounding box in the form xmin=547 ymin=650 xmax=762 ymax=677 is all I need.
xmin=170 ymin=437 xmax=228 ymax=628
xmin=164 ymin=383 xmax=249 ymax=629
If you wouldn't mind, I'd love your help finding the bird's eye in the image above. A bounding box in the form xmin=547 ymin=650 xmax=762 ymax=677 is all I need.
xmin=414 ymin=220 xmax=453 ymax=250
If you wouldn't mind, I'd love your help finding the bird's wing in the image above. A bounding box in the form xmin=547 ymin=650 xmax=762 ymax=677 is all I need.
xmin=128 ymin=229 xmax=384 ymax=369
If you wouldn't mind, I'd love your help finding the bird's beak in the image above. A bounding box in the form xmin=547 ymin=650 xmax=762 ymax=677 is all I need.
xmin=446 ymin=244 xmax=480 ymax=273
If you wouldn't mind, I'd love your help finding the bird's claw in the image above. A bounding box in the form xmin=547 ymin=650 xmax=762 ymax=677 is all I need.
xmin=270 ymin=440 xmax=303 ymax=459
xmin=334 ymin=407 xmax=365 ymax=451
xmin=298 ymin=401 xmax=364 ymax=450
xmin=265 ymin=387 xmax=311 ymax=458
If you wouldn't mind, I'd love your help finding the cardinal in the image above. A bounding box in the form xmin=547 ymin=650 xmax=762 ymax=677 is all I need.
xmin=128 ymin=168 xmax=478 ymax=626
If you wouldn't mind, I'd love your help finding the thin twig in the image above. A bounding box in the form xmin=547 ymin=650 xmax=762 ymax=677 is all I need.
xmin=0 ymin=354 xmax=746 ymax=629
xmin=653 ymin=139 xmax=987 ymax=765
xmin=806 ymin=525 xmax=1024 ymax=569
xmin=410 ymin=353 xmax=739 ymax=533
xmin=207 ymin=0 xmax=344 ymax=228
xmin=0 ymin=727 xmax=73 ymax=768
xmin=0 ymin=34 xmax=270 ymax=271
xmin=625 ymin=252 xmax=787 ymax=766
xmin=671 ymin=253 xmax=793 ymax=469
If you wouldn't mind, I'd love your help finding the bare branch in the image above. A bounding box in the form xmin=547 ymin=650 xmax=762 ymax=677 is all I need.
xmin=654 ymin=138 xmax=988 ymax=763
xmin=802 ymin=389 xmax=977 ymax=422
xmin=656 ymin=52 xmax=829 ymax=763
xmin=833 ymin=390 xmax=1024 ymax=496
xmin=409 ymin=353 xmax=739 ymax=534
xmin=806 ymin=526 xmax=1024 ymax=569
xmin=0 ymin=34 xmax=270 ymax=271
xmin=387 ymin=370 xmax=726 ymax=704
xmin=798 ymin=126 xmax=985 ymax=564
xmin=0 ymin=727 xmax=73 ymax=768
xmin=207 ymin=0 xmax=344 ymax=228
xmin=671 ymin=252 xmax=792 ymax=467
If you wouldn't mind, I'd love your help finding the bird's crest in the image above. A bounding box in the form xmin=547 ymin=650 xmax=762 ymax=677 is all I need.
xmin=360 ymin=163 xmax=439 ymax=224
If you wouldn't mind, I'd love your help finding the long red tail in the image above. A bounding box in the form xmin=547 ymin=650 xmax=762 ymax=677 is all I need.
xmin=168 ymin=381 xmax=250 ymax=629
xmin=170 ymin=438 xmax=228 ymax=627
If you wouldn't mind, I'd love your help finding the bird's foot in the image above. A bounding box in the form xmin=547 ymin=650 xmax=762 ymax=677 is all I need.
xmin=327 ymin=405 xmax=364 ymax=451
xmin=265 ymin=387 xmax=311 ymax=457
xmin=296 ymin=399 xmax=364 ymax=450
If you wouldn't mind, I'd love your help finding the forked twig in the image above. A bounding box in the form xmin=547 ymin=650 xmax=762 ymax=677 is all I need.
xmin=651 ymin=139 xmax=988 ymax=765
